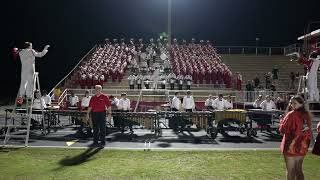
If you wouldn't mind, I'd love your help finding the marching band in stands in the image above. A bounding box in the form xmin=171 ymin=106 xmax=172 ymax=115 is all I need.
xmin=68 ymin=38 xmax=237 ymax=90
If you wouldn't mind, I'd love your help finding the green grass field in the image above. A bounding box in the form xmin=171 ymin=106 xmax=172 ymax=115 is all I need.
xmin=0 ymin=148 xmax=319 ymax=180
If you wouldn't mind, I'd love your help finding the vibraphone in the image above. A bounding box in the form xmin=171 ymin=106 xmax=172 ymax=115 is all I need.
xmin=211 ymin=109 xmax=252 ymax=137
xmin=246 ymin=109 xmax=283 ymax=134
xmin=111 ymin=111 xmax=158 ymax=134
xmin=157 ymin=111 xmax=214 ymax=137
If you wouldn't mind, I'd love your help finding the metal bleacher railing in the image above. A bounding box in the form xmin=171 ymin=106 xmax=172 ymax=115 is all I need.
xmin=48 ymin=45 xmax=97 ymax=99
xmin=58 ymin=88 xmax=294 ymax=105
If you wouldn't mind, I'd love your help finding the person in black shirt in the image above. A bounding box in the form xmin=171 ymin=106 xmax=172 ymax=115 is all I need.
xmin=253 ymin=75 xmax=260 ymax=88
xmin=246 ymin=80 xmax=254 ymax=102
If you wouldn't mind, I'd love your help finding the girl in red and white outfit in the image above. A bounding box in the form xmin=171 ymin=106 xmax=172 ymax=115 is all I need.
xmin=279 ymin=95 xmax=312 ymax=180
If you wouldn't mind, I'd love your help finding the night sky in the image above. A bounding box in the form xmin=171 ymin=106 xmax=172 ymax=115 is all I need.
xmin=0 ymin=0 xmax=319 ymax=98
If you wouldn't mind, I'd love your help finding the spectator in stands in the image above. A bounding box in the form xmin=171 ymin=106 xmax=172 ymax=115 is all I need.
xmin=42 ymin=90 xmax=51 ymax=106
xmin=160 ymin=76 xmax=166 ymax=89
xmin=253 ymin=95 xmax=263 ymax=108
xmin=260 ymin=95 xmax=276 ymax=111
xmin=253 ymin=74 xmax=260 ymax=88
xmin=32 ymin=90 xmax=46 ymax=110
xmin=279 ymin=95 xmax=312 ymax=180
xmin=81 ymin=90 xmax=91 ymax=110
xmin=136 ymin=74 xmax=143 ymax=89
xmin=270 ymin=83 xmax=276 ymax=96
xmin=53 ymin=86 xmax=62 ymax=101
xmin=272 ymin=65 xmax=279 ymax=84
xmin=144 ymin=74 xmax=151 ymax=89
xmin=212 ymin=94 xmax=232 ymax=110
xmin=128 ymin=75 xmax=135 ymax=89
xmin=265 ymin=72 xmax=272 ymax=89
xmin=236 ymin=72 xmax=242 ymax=91
xmin=169 ymin=73 xmax=176 ymax=90
xmin=171 ymin=92 xmax=181 ymax=111
xmin=246 ymin=80 xmax=254 ymax=102
xmin=86 ymin=85 xmax=112 ymax=146
xmin=182 ymin=91 xmax=195 ymax=112
xmin=204 ymin=94 xmax=215 ymax=109
xmin=289 ymin=72 xmax=296 ymax=89
xmin=185 ymin=74 xmax=192 ymax=90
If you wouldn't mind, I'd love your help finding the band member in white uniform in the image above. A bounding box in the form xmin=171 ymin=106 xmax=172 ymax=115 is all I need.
xmin=260 ymin=95 xmax=276 ymax=111
xmin=294 ymin=50 xmax=320 ymax=101
xmin=204 ymin=94 xmax=215 ymax=109
xmin=212 ymin=94 xmax=232 ymax=110
xmin=182 ymin=91 xmax=195 ymax=112
xmin=18 ymin=42 xmax=50 ymax=98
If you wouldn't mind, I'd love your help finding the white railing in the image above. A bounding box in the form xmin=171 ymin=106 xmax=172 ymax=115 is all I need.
xmin=58 ymin=89 xmax=68 ymax=107
xmin=61 ymin=88 xmax=295 ymax=103
xmin=48 ymin=45 xmax=97 ymax=97
xmin=134 ymin=90 xmax=143 ymax=112
xmin=215 ymin=46 xmax=286 ymax=56
xmin=283 ymin=43 xmax=302 ymax=56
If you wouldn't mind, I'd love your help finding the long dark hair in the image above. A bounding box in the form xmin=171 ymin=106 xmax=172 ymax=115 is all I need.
xmin=285 ymin=95 xmax=312 ymax=124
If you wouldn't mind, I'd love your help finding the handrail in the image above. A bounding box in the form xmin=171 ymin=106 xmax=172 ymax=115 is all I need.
xmin=49 ymin=45 xmax=97 ymax=96
xmin=58 ymin=89 xmax=68 ymax=106
xmin=215 ymin=45 xmax=285 ymax=48
xmin=134 ymin=90 xmax=143 ymax=112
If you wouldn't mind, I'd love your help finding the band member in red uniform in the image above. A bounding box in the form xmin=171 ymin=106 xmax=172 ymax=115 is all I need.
xmin=279 ymin=95 xmax=312 ymax=180
xmin=212 ymin=67 xmax=218 ymax=84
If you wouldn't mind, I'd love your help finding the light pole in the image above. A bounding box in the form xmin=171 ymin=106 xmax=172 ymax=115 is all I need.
xmin=168 ymin=0 xmax=172 ymax=49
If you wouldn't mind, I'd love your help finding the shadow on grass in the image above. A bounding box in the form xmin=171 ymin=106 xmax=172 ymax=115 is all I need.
xmin=0 ymin=147 xmax=24 ymax=153
xmin=53 ymin=147 xmax=103 ymax=171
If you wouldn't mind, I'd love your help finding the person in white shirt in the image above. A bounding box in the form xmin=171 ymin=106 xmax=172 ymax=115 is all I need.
xmin=109 ymin=95 xmax=119 ymax=110
xmin=171 ymin=92 xmax=181 ymax=111
xmin=253 ymin=95 xmax=263 ymax=108
xmin=18 ymin=42 xmax=49 ymax=99
xmin=185 ymin=75 xmax=192 ymax=90
xmin=212 ymin=94 xmax=232 ymax=110
xmin=128 ymin=75 xmax=135 ymax=89
xmin=118 ymin=93 xmax=131 ymax=111
xmin=205 ymin=94 xmax=215 ymax=109
xmin=182 ymin=91 xmax=195 ymax=112
xmin=32 ymin=91 xmax=46 ymax=110
xmin=81 ymin=90 xmax=91 ymax=110
xmin=69 ymin=92 xmax=79 ymax=107
xmin=260 ymin=95 xmax=276 ymax=111
xmin=117 ymin=93 xmax=132 ymax=131
xmin=41 ymin=90 xmax=51 ymax=106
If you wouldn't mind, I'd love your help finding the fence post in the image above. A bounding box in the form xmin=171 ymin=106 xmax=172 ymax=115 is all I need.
xmin=283 ymin=48 xmax=286 ymax=56
xmin=242 ymin=48 xmax=244 ymax=54
xmin=228 ymin=48 xmax=231 ymax=55
xmin=256 ymin=47 xmax=258 ymax=56
xmin=269 ymin=48 xmax=271 ymax=56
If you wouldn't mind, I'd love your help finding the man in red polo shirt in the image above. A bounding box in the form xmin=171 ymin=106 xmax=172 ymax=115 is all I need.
xmin=86 ymin=85 xmax=111 ymax=146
